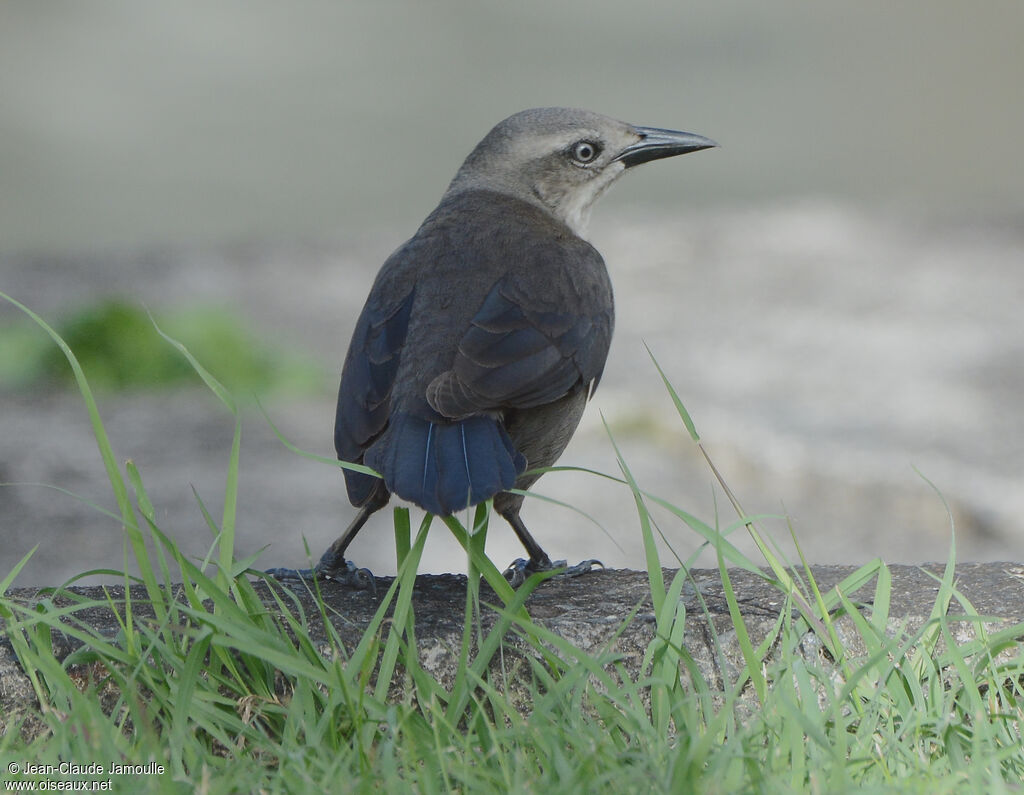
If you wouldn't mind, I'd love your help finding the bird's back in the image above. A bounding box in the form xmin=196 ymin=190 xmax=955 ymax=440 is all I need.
xmin=334 ymin=189 xmax=614 ymax=516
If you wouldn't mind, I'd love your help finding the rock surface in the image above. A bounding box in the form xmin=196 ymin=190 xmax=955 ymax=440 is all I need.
xmin=4 ymin=563 xmax=1023 ymax=739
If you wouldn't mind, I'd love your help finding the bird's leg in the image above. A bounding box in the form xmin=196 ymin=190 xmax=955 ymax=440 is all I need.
xmin=313 ymin=505 xmax=377 ymax=585
xmin=499 ymin=510 xmax=603 ymax=588
xmin=265 ymin=499 xmax=382 ymax=589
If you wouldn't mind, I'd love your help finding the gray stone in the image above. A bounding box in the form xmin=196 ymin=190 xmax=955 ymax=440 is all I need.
xmin=4 ymin=563 xmax=1023 ymax=740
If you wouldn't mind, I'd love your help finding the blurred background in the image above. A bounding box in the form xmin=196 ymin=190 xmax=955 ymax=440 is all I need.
xmin=1 ymin=0 xmax=1022 ymax=585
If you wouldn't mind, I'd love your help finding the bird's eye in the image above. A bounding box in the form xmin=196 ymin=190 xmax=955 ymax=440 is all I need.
xmin=570 ymin=140 xmax=601 ymax=164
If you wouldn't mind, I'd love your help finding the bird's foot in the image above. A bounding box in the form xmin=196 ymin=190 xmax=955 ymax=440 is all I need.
xmin=265 ymin=557 xmax=376 ymax=592
xmin=503 ymin=557 xmax=604 ymax=588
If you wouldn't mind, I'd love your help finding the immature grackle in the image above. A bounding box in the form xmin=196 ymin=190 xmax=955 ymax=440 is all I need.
xmin=270 ymin=107 xmax=715 ymax=587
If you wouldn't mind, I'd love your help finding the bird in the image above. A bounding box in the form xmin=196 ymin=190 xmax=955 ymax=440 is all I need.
xmin=272 ymin=107 xmax=715 ymax=587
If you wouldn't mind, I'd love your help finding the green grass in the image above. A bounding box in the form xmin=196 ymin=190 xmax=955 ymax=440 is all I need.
xmin=2 ymin=292 xmax=1024 ymax=793
xmin=0 ymin=298 xmax=325 ymax=394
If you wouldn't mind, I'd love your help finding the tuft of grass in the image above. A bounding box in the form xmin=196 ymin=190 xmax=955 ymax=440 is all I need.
xmin=2 ymin=293 xmax=1024 ymax=793
xmin=0 ymin=297 xmax=325 ymax=394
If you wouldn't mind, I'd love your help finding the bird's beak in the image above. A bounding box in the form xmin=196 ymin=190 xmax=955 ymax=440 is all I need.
xmin=615 ymin=126 xmax=717 ymax=168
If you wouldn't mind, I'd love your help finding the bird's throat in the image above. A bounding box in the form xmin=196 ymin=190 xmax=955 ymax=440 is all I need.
xmin=547 ymin=162 xmax=626 ymax=239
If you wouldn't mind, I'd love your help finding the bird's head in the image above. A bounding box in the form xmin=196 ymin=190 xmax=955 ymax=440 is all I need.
xmin=447 ymin=107 xmax=716 ymax=237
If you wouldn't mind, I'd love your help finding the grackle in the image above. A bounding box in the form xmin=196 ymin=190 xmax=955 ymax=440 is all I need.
xmin=270 ymin=107 xmax=714 ymax=587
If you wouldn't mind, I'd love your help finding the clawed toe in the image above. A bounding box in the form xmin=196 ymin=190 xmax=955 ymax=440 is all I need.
xmin=264 ymin=566 xmax=317 ymax=582
xmin=503 ymin=558 xmax=532 ymax=588
xmin=503 ymin=557 xmax=604 ymax=587
xmin=314 ymin=547 xmax=377 ymax=591
xmin=320 ymin=561 xmax=376 ymax=591
xmin=265 ymin=560 xmax=376 ymax=592
xmin=561 ymin=558 xmax=604 ymax=578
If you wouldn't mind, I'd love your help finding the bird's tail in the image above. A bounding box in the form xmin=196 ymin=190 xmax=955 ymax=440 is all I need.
xmin=363 ymin=413 xmax=526 ymax=517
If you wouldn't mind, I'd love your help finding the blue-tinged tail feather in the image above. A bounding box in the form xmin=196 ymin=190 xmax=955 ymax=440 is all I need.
xmin=365 ymin=413 xmax=525 ymax=516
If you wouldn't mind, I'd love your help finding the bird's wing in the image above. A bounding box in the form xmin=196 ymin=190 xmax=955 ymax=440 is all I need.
xmin=334 ymin=286 xmax=416 ymax=506
xmin=427 ymin=264 xmax=613 ymax=418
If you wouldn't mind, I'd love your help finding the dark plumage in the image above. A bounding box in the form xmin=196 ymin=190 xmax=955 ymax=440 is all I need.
xmin=271 ymin=107 xmax=715 ymax=586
